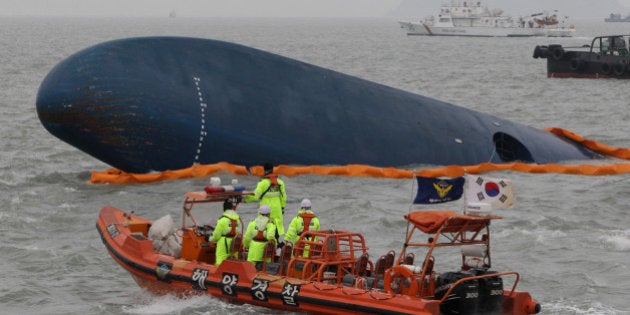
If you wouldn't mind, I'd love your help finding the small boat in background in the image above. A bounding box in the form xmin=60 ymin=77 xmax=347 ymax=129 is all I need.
xmin=96 ymin=179 xmax=541 ymax=314
xmin=398 ymin=1 xmax=574 ymax=37
xmin=533 ymin=35 xmax=630 ymax=78
xmin=532 ymin=12 xmax=559 ymax=26
xmin=605 ymin=13 xmax=630 ymax=22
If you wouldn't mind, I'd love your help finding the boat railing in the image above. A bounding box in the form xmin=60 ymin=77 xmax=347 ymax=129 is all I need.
xmin=381 ymin=264 xmax=521 ymax=300
xmin=437 ymin=270 xmax=521 ymax=301
xmin=287 ymin=229 xmax=369 ymax=283
xmin=392 ymin=211 xmax=505 ymax=297
xmin=398 ymin=212 xmax=496 ymax=266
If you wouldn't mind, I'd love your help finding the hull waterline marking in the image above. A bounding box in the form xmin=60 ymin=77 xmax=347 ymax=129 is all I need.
xmin=193 ymin=76 xmax=207 ymax=164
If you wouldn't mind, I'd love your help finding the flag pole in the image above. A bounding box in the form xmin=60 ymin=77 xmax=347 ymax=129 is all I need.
xmin=398 ymin=174 xmax=418 ymax=263
xmin=405 ymin=173 xmax=416 ymax=235
xmin=462 ymin=172 xmax=469 ymax=215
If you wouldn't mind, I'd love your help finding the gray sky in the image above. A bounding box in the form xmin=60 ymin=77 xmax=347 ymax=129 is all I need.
xmin=2 ymin=0 xmax=403 ymax=17
xmin=3 ymin=0 xmax=629 ymax=18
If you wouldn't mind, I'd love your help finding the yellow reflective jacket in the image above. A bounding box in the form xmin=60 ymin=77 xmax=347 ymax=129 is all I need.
xmin=209 ymin=210 xmax=241 ymax=266
xmin=284 ymin=210 xmax=320 ymax=244
xmin=244 ymin=215 xmax=277 ymax=262
xmin=245 ymin=175 xmax=287 ymax=235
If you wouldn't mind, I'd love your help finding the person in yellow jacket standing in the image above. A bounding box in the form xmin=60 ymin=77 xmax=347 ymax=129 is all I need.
xmin=243 ymin=205 xmax=277 ymax=269
xmin=284 ymin=199 xmax=320 ymax=256
xmin=245 ymin=163 xmax=287 ymax=242
xmin=209 ymin=199 xmax=242 ymax=266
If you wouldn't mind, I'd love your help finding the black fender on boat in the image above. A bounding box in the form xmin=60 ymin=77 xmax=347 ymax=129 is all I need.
xmin=613 ymin=62 xmax=626 ymax=75
xmin=569 ymin=58 xmax=584 ymax=71
xmin=532 ymin=45 xmax=548 ymax=59
xmin=36 ymin=37 xmax=601 ymax=173
xmin=601 ymin=62 xmax=612 ymax=74
xmin=551 ymin=47 xmax=565 ymax=61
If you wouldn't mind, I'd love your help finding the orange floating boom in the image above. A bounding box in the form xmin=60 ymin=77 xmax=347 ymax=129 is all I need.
xmin=91 ymin=128 xmax=630 ymax=184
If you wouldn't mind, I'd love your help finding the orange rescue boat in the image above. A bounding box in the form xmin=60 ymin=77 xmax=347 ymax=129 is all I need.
xmin=96 ymin=186 xmax=541 ymax=314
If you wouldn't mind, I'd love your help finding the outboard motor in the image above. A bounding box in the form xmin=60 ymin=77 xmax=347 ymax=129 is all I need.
xmin=471 ymin=269 xmax=504 ymax=314
xmin=435 ymin=271 xmax=479 ymax=315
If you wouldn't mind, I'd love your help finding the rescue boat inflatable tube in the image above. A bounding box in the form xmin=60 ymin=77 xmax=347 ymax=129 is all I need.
xmin=37 ymin=36 xmax=600 ymax=174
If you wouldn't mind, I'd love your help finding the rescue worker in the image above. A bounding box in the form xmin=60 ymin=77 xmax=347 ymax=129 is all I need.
xmin=209 ymin=199 xmax=242 ymax=266
xmin=243 ymin=205 xmax=277 ymax=269
xmin=284 ymin=198 xmax=320 ymax=257
xmin=245 ymin=163 xmax=287 ymax=242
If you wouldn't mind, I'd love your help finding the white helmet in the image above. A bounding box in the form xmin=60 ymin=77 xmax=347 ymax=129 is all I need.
xmin=300 ymin=199 xmax=312 ymax=209
xmin=259 ymin=205 xmax=271 ymax=215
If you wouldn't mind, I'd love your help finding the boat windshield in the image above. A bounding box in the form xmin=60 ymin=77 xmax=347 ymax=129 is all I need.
xmin=182 ymin=189 xmax=251 ymax=228
xmin=594 ymin=35 xmax=630 ymax=55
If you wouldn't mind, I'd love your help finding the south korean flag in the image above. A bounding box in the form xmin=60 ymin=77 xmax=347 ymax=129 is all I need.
xmin=465 ymin=175 xmax=514 ymax=208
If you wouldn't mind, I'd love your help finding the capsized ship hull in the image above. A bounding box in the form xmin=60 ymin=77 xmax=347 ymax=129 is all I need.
xmin=37 ymin=36 xmax=598 ymax=173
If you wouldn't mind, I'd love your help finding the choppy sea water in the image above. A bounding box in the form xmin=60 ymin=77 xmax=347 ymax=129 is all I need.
xmin=1 ymin=16 xmax=629 ymax=314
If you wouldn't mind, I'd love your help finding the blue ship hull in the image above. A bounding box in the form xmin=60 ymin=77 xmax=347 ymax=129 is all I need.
xmin=36 ymin=36 xmax=598 ymax=173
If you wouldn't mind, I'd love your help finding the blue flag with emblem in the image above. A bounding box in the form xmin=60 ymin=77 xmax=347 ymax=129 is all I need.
xmin=413 ymin=176 xmax=465 ymax=204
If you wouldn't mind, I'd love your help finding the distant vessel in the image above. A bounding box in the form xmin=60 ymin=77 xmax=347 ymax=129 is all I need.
xmin=605 ymin=13 xmax=630 ymax=22
xmin=533 ymin=35 xmax=630 ymax=78
xmin=398 ymin=1 xmax=574 ymax=37
xmin=169 ymin=10 xmax=176 ymax=18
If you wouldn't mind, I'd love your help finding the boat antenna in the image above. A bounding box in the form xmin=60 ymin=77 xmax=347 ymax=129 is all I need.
xmin=462 ymin=179 xmax=469 ymax=215
xmin=408 ymin=173 xmax=418 ymax=217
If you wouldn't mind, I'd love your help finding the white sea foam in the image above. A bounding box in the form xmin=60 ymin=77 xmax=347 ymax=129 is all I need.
xmin=122 ymin=293 xmax=215 ymax=314
xmin=542 ymin=300 xmax=630 ymax=315
xmin=600 ymin=230 xmax=630 ymax=251
xmin=121 ymin=291 xmax=270 ymax=315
